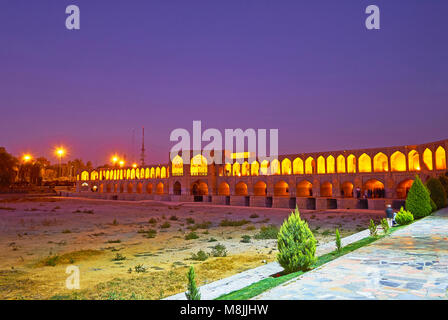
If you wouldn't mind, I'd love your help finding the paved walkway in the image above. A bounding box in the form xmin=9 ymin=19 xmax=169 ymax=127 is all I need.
xmin=165 ymin=229 xmax=370 ymax=300
xmin=255 ymin=208 xmax=448 ymax=300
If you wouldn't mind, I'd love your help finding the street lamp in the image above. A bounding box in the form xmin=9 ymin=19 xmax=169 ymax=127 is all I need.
xmin=22 ymin=154 xmax=32 ymax=163
xmin=55 ymin=147 xmax=66 ymax=178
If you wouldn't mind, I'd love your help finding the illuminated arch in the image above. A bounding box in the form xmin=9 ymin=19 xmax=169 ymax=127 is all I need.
xmin=233 ymin=163 xmax=241 ymax=176
xmin=317 ymin=156 xmax=326 ymax=174
xmin=363 ymin=179 xmax=384 ymax=197
xmin=119 ymin=170 xmax=123 ymax=180
xmin=161 ymin=167 xmax=167 ymax=178
xmin=270 ymin=159 xmax=280 ymax=175
xmin=396 ymin=179 xmax=413 ymax=199
xmin=191 ymin=181 xmax=208 ymax=196
xmin=191 ymin=154 xmax=208 ymax=176
xmin=242 ymin=161 xmax=250 ymax=176
xmin=235 ymin=182 xmax=248 ymax=196
xmin=251 ymin=161 xmax=259 ymax=176
xmin=119 ymin=183 xmax=124 ymax=193
xmin=347 ymin=154 xmax=356 ymax=173
xmin=281 ymin=158 xmax=292 ymax=175
xmin=293 ymin=157 xmax=304 ymax=174
xmin=218 ymin=182 xmax=230 ymax=196
xmin=254 ymin=181 xmax=267 ymax=196
xmin=146 ymin=183 xmax=153 ymax=194
xmin=326 ymin=156 xmax=335 ymax=174
xmin=305 ymin=157 xmax=315 ymax=174
xmin=341 ymin=181 xmax=353 ymax=198
xmin=173 ymin=181 xmax=181 ymax=195
xmin=423 ymin=148 xmax=433 ymax=170
xmin=172 ymin=155 xmax=183 ymax=176
xmin=145 ymin=168 xmax=150 ymax=179
xmin=156 ymin=182 xmax=164 ymax=195
xmin=224 ymin=163 xmax=232 ymax=176
xmin=105 ymin=170 xmax=110 ymax=180
xmin=408 ymin=150 xmax=420 ymax=171
xmin=274 ymin=180 xmax=289 ymax=196
xmin=91 ymin=171 xmax=99 ymax=180
xmin=106 ymin=184 xmax=112 ymax=193
xmin=435 ymin=146 xmax=446 ymax=170
xmin=131 ymin=168 xmax=136 ymax=179
xmin=390 ymin=151 xmax=406 ymax=172
xmin=358 ymin=153 xmax=372 ymax=173
xmin=135 ymin=168 xmax=140 ymax=179
xmin=141 ymin=168 xmax=145 ymax=178
xmin=320 ymin=182 xmax=332 ymax=197
xmin=127 ymin=183 xmax=134 ymax=193
xmin=81 ymin=171 xmax=89 ymax=181
xmin=373 ymin=152 xmax=388 ymax=172
xmin=136 ymin=182 xmax=143 ymax=194
xmin=150 ymin=167 xmax=155 ymax=178
xmin=336 ymin=155 xmax=346 ymax=173
xmin=296 ymin=180 xmax=312 ymax=197
xmin=260 ymin=160 xmax=269 ymax=175
xmin=156 ymin=167 xmax=161 ymax=178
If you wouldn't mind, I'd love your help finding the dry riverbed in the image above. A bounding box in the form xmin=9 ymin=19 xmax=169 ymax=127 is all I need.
xmin=0 ymin=195 xmax=385 ymax=299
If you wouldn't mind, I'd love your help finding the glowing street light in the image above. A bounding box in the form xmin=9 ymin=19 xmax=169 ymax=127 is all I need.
xmin=54 ymin=147 xmax=66 ymax=178
xmin=22 ymin=154 xmax=32 ymax=163
xmin=119 ymin=160 xmax=125 ymax=167
xmin=132 ymin=163 xmax=138 ymax=168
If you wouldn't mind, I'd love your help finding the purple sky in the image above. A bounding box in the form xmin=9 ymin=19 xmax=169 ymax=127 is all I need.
xmin=1 ymin=1 xmax=447 ymax=166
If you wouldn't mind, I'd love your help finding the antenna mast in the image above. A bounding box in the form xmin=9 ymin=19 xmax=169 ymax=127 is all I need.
xmin=140 ymin=127 xmax=146 ymax=166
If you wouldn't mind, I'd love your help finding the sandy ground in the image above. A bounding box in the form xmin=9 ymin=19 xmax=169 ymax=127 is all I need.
xmin=0 ymin=194 xmax=386 ymax=300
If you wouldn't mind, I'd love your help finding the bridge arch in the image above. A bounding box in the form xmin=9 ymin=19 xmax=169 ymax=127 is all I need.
xmin=218 ymin=182 xmax=230 ymax=196
xmin=253 ymin=180 xmax=267 ymax=196
xmin=274 ymin=180 xmax=289 ymax=196
xmin=296 ymin=180 xmax=312 ymax=197
xmin=235 ymin=181 xmax=248 ymax=196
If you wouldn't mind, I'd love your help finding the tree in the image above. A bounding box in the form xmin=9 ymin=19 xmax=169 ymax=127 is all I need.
xmin=185 ymin=266 xmax=201 ymax=300
xmin=438 ymin=175 xmax=448 ymax=198
xmin=335 ymin=228 xmax=342 ymax=252
xmin=0 ymin=147 xmax=18 ymax=189
xmin=277 ymin=206 xmax=316 ymax=273
xmin=426 ymin=178 xmax=447 ymax=209
xmin=405 ymin=175 xmax=432 ymax=218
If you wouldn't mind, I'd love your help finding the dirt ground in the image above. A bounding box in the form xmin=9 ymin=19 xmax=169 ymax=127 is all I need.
xmin=0 ymin=194 xmax=386 ymax=300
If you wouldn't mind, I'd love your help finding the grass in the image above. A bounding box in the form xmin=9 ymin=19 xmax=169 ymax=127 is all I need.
xmin=185 ymin=231 xmax=199 ymax=240
xmin=254 ymin=225 xmax=279 ymax=239
xmin=216 ymin=226 xmax=403 ymax=300
xmin=219 ymin=219 xmax=249 ymax=227
xmin=37 ymin=249 xmax=103 ymax=267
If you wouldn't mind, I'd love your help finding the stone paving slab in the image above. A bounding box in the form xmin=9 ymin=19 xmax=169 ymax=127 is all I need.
xmin=254 ymin=208 xmax=448 ymax=300
xmin=165 ymin=228 xmax=370 ymax=300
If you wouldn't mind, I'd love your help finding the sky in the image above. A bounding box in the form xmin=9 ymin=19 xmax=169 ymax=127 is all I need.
xmin=0 ymin=0 xmax=447 ymax=166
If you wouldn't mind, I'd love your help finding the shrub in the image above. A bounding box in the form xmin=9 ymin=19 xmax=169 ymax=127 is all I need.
xmin=395 ymin=207 xmax=414 ymax=225
xmin=191 ymin=250 xmax=208 ymax=261
xmin=405 ymin=176 xmax=432 ymax=218
xmin=277 ymin=207 xmax=316 ymax=273
xmin=219 ymin=219 xmax=249 ymax=227
xmin=368 ymin=219 xmax=377 ymax=237
xmin=187 ymin=221 xmax=212 ymax=231
xmin=335 ymin=229 xmax=341 ymax=252
xmin=160 ymin=222 xmax=171 ymax=229
xmin=134 ymin=264 xmax=147 ymax=273
xmin=430 ymin=198 xmax=437 ymax=212
xmin=148 ymin=218 xmax=157 ymax=224
xmin=185 ymin=266 xmax=201 ymax=300
xmin=381 ymin=218 xmax=390 ymax=234
xmin=210 ymin=244 xmax=227 ymax=257
xmin=169 ymin=215 xmax=178 ymax=221
xmin=186 ymin=218 xmax=195 ymax=224
xmin=240 ymin=235 xmax=251 ymax=243
xmin=439 ymin=175 xmax=448 ymax=196
xmin=249 ymin=214 xmax=259 ymax=219
xmin=254 ymin=225 xmax=279 ymax=239
xmin=185 ymin=232 xmax=199 ymax=240
xmin=112 ymin=253 xmax=126 ymax=261
xmin=142 ymin=229 xmax=157 ymax=238
xmin=426 ymin=178 xmax=447 ymax=209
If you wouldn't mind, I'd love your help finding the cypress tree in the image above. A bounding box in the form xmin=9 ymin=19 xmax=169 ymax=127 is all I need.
xmin=185 ymin=266 xmax=201 ymax=300
xmin=405 ymin=176 xmax=432 ymax=218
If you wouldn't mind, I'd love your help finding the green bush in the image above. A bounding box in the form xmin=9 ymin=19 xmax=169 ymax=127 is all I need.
xmin=254 ymin=225 xmax=279 ymax=239
xmin=381 ymin=218 xmax=390 ymax=234
xmin=405 ymin=176 xmax=432 ymax=218
xmin=368 ymin=219 xmax=377 ymax=237
xmin=185 ymin=232 xmax=199 ymax=240
xmin=277 ymin=207 xmax=316 ymax=273
xmin=395 ymin=207 xmax=414 ymax=225
xmin=191 ymin=250 xmax=208 ymax=261
xmin=210 ymin=244 xmax=227 ymax=257
xmin=430 ymin=198 xmax=437 ymax=212
xmin=438 ymin=175 xmax=448 ymax=196
xmin=185 ymin=266 xmax=201 ymax=300
xmin=335 ymin=229 xmax=341 ymax=252
xmin=426 ymin=178 xmax=447 ymax=209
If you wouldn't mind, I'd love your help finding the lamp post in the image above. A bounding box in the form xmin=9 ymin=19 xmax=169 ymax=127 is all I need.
xmin=56 ymin=148 xmax=65 ymax=178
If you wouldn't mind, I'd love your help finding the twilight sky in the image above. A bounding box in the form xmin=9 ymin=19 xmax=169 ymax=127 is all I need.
xmin=1 ymin=0 xmax=447 ymax=166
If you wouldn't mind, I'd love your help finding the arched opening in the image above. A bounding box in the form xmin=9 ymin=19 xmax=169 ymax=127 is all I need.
xmin=341 ymin=181 xmax=353 ymax=198
xmin=235 ymin=182 xmax=248 ymax=196
xmin=390 ymin=151 xmax=406 ymax=172
xmin=106 ymin=184 xmax=112 ymax=193
xmin=145 ymin=168 xmax=150 ymax=179
xmin=305 ymin=157 xmax=315 ymax=174
xmin=232 ymin=163 xmax=241 ymax=176
xmin=396 ymin=179 xmax=413 ymax=199
xmin=347 ymin=154 xmax=356 ymax=173
xmin=191 ymin=154 xmax=208 ymax=176
xmin=105 ymin=171 xmax=110 ymax=180
xmin=281 ymin=158 xmax=292 ymax=175
xmin=156 ymin=167 xmax=161 ymax=178
xmin=136 ymin=168 xmax=140 ymax=179
xmin=336 ymin=155 xmax=346 ymax=173
xmin=191 ymin=181 xmax=208 ymax=196
xmin=423 ymin=148 xmax=433 ymax=170
xmin=146 ymin=183 xmax=153 ymax=194
xmin=119 ymin=184 xmax=124 ymax=193
xmin=274 ymin=181 xmax=289 ymax=196
xmin=254 ymin=181 xmax=267 ymax=196
xmin=270 ymin=159 xmax=280 ymax=175
xmin=317 ymin=156 xmax=326 ymax=174
xmin=363 ymin=179 xmax=385 ymax=198
xmin=161 ymin=167 xmax=167 ymax=178
xmin=293 ymin=157 xmax=304 ymax=174
xmin=99 ymin=184 xmax=104 ymax=193
xmin=114 ymin=184 xmax=118 ymax=193
xmin=173 ymin=181 xmax=182 ymax=195
xmin=260 ymin=160 xmax=269 ymax=175
xmin=126 ymin=169 xmax=131 ymax=179
xmin=150 ymin=168 xmax=155 ymax=178
xmin=156 ymin=182 xmax=164 ymax=195
xmin=241 ymin=162 xmax=250 ymax=176
xmin=172 ymin=155 xmax=184 ymax=176
xmin=296 ymin=180 xmax=313 ymax=197
xmin=91 ymin=171 xmax=99 ymax=180
xmin=119 ymin=170 xmax=124 ymax=180
xmin=127 ymin=183 xmax=133 ymax=193
xmin=131 ymin=169 xmax=136 ymax=179
xmin=320 ymin=182 xmax=332 ymax=197
xmin=435 ymin=146 xmax=446 ymax=170
xmin=81 ymin=171 xmax=89 ymax=181
xmin=326 ymin=156 xmax=335 ymax=174
xmin=373 ymin=152 xmax=388 ymax=172
xmin=251 ymin=161 xmax=259 ymax=176
xmin=408 ymin=150 xmax=420 ymax=171
xmin=218 ymin=182 xmax=230 ymax=196
xmin=136 ymin=182 xmax=143 ymax=194
xmin=358 ymin=153 xmax=372 ymax=173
